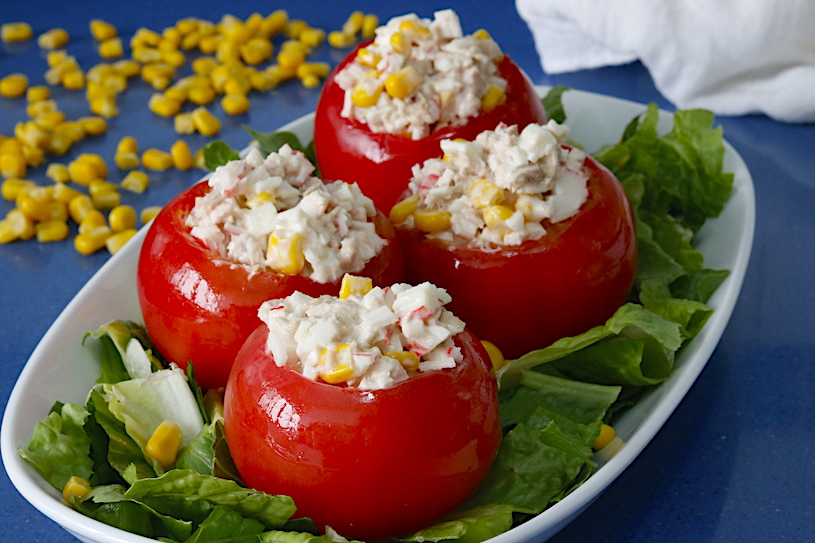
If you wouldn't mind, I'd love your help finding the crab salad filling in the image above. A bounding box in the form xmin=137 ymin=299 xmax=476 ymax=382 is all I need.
xmin=393 ymin=121 xmax=590 ymax=248
xmin=185 ymin=145 xmax=386 ymax=283
xmin=335 ymin=9 xmax=507 ymax=139
xmin=258 ymin=280 xmax=466 ymax=390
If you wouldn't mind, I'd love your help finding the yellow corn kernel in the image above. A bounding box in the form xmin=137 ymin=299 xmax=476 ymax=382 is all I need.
xmin=22 ymin=145 xmax=45 ymax=167
xmin=17 ymin=192 xmax=53 ymax=223
xmin=385 ymin=350 xmax=420 ymax=372
xmin=148 ymin=93 xmax=182 ymax=117
xmin=174 ymin=112 xmax=196 ymax=134
xmin=390 ymin=32 xmax=410 ymax=56
xmin=78 ymin=209 xmax=106 ymax=234
xmin=198 ymin=34 xmax=222 ymax=55
xmin=468 ymin=179 xmax=505 ymax=209
xmin=161 ymin=86 xmax=186 ymax=105
xmin=2 ymin=178 xmax=35 ymax=200
xmin=78 ymin=116 xmax=107 ymax=136
xmin=299 ymin=27 xmax=325 ymax=48
xmin=399 ymin=20 xmax=430 ymax=39
xmin=277 ymin=50 xmax=306 ymax=71
xmin=192 ymin=56 xmax=218 ymax=75
xmin=26 ymin=99 xmax=56 ymax=119
xmin=145 ymin=420 xmax=183 ymax=468
xmin=170 ymin=140 xmax=193 ymax=170
xmin=327 ymin=30 xmax=355 ymax=48
xmin=296 ymin=62 xmax=330 ymax=80
xmin=75 ymin=225 xmax=112 ymax=254
xmin=361 ymin=15 xmax=379 ymax=39
xmin=593 ymin=424 xmax=616 ymax=451
xmin=69 ymin=154 xmax=107 ymax=185
xmin=342 ymin=11 xmax=365 ymax=35
xmin=108 ymin=205 xmax=137 ymax=233
xmin=0 ymin=74 xmax=28 ymax=98
xmin=0 ymin=153 xmax=27 ymax=178
xmin=191 ymin=107 xmax=221 ymax=136
xmin=2 ymin=22 xmax=33 ymax=43
xmin=261 ymin=9 xmax=288 ymax=37
xmin=142 ymin=63 xmax=175 ymax=90
xmin=113 ymin=59 xmax=141 ymax=78
xmin=121 ymin=170 xmax=150 ymax=193
xmin=51 ymin=182 xmax=82 ymax=203
xmin=385 ymin=66 xmax=422 ymax=99
xmin=299 ymin=74 xmax=319 ymax=88
xmin=98 ymin=37 xmax=123 ymax=59
xmin=246 ymin=192 xmax=274 ymax=209
xmin=339 ymin=274 xmax=373 ymax=299
xmin=130 ymin=27 xmax=161 ymax=48
xmin=91 ymin=191 xmax=120 ymax=211
xmin=176 ymin=17 xmax=200 ymax=35
xmin=46 ymin=49 xmax=68 ymax=67
xmin=89 ymin=95 xmax=118 ymax=118
xmin=266 ymin=232 xmax=305 ymax=275
xmin=389 ymin=194 xmax=420 ymax=224
xmin=140 ymin=205 xmax=162 ymax=224
xmin=14 ymin=121 xmax=49 ymax=148
xmin=223 ymin=76 xmax=250 ymax=96
xmin=106 ymin=228 xmax=137 ymax=254
xmin=249 ymin=69 xmax=277 ymax=91
xmin=62 ymin=476 xmax=91 ymax=502
xmin=413 ymin=209 xmax=451 ymax=233
xmin=321 ymin=364 xmax=355 ymax=384
xmin=37 ymin=28 xmax=69 ymax=50
xmin=356 ymin=47 xmax=381 ymax=68
xmin=5 ymin=209 xmax=36 ymax=240
xmin=0 ymin=220 xmax=16 ymax=244
xmin=285 ymin=19 xmax=308 ymax=39
xmin=180 ymin=31 xmax=200 ymax=50
xmin=473 ymin=29 xmax=492 ymax=40
xmin=188 ymin=85 xmax=216 ymax=106
xmin=116 ymin=136 xmax=138 ymax=155
xmin=142 ymin=148 xmax=174 ymax=170
xmin=114 ymin=152 xmax=139 ymax=170
xmin=33 ymin=110 xmax=66 ymax=130
xmin=44 ymin=164 xmax=70 ymax=185
xmin=483 ymin=205 xmax=515 ymax=229
xmin=0 ymin=138 xmax=23 ymax=155
xmin=26 ymin=86 xmax=51 ymax=104
xmin=90 ymin=19 xmax=117 ymax=41
xmin=480 ymin=340 xmax=506 ymax=371
xmin=68 ymin=194 xmax=94 ymax=223
xmin=161 ymin=26 xmax=182 ymax=48
xmin=161 ymin=48 xmax=186 ymax=68
xmin=481 ymin=85 xmax=506 ymax=113
xmin=240 ymin=37 xmax=273 ymax=65
xmin=36 ymin=219 xmax=69 ymax=242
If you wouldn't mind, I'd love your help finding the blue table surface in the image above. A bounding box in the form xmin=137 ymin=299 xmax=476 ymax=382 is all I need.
xmin=1 ymin=1 xmax=813 ymax=542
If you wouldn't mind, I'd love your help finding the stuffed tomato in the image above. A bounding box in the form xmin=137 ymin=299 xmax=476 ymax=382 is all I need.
xmin=390 ymin=122 xmax=637 ymax=359
xmin=314 ymin=9 xmax=547 ymax=213
xmin=224 ymin=278 xmax=501 ymax=541
xmin=137 ymin=146 xmax=404 ymax=390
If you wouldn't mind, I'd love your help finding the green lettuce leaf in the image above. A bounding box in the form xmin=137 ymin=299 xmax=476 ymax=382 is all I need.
xmin=124 ymin=469 xmax=296 ymax=530
xmin=184 ymin=505 xmax=265 ymax=543
xmin=17 ymin=402 xmax=94 ymax=490
xmin=203 ymin=141 xmax=241 ymax=171
xmin=541 ymin=86 xmax=570 ymax=124
xmin=398 ymin=504 xmax=514 ymax=543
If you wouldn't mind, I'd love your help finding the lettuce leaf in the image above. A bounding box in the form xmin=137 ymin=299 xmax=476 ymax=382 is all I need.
xmin=398 ymin=504 xmax=514 ymax=543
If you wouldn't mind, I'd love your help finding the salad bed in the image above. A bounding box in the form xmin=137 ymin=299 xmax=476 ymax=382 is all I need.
xmin=17 ymin=88 xmax=735 ymax=543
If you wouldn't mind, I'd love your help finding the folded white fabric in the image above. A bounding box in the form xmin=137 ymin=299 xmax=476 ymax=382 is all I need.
xmin=516 ymin=0 xmax=815 ymax=122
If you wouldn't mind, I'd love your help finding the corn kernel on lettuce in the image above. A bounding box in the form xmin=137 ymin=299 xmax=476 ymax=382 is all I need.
xmin=391 ymin=122 xmax=590 ymax=248
xmin=334 ymin=10 xmax=507 ymax=139
xmin=185 ymin=145 xmax=385 ymax=283
xmin=258 ymin=279 xmax=465 ymax=389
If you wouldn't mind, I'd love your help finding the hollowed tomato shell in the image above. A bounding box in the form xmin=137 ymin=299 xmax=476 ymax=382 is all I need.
xmin=224 ymin=325 xmax=502 ymax=541
xmin=314 ymin=42 xmax=548 ymax=213
xmin=396 ymin=150 xmax=637 ymax=359
xmin=137 ymin=180 xmax=405 ymax=390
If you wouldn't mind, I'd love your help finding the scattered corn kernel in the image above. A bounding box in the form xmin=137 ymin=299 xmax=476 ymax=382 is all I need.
xmin=106 ymin=228 xmax=138 ymax=254
xmin=140 ymin=205 xmax=162 ymax=224
xmin=26 ymin=86 xmax=51 ymax=103
xmin=148 ymin=93 xmax=182 ymax=117
xmin=75 ymin=225 xmax=113 ymax=254
xmin=79 ymin=116 xmax=107 ymax=136
xmin=2 ymin=22 xmax=33 ymax=43
xmin=342 ymin=11 xmax=365 ymax=36
xmin=299 ymin=27 xmax=325 ymax=48
xmin=108 ymin=205 xmax=137 ymax=232
xmin=115 ymin=152 xmax=140 ymax=170
xmin=191 ymin=107 xmax=221 ymax=136
xmin=142 ymin=148 xmax=174 ymax=170
xmin=145 ymin=420 xmax=183 ymax=468
xmin=327 ymin=30 xmax=355 ymax=48
xmin=98 ymin=37 xmax=124 ymax=59
xmin=221 ymin=93 xmax=250 ymax=115
xmin=51 ymin=182 xmax=82 ymax=204
xmin=2 ymin=178 xmax=35 ymax=200
xmin=90 ymin=19 xmax=117 ymax=41
xmin=46 ymin=163 xmax=71 ymax=184
xmin=361 ymin=14 xmax=379 ymax=39
xmin=5 ymin=209 xmax=36 ymax=240
xmin=170 ymin=140 xmax=193 ymax=170
xmin=0 ymin=74 xmax=28 ymax=98
xmin=68 ymin=194 xmax=95 ymax=223
xmin=121 ymin=171 xmax=150 ymax=193
xmin=36 ymin=220 xmax=69 ymax=242
xmin=37 ymin=28 xmax=69 ymax=50
xmin=78 ymin=209 xmax=106 ymax=234
xmin=0 ymin=153 xmax=27 ymax=178
xmin=593 ymin=424 xmax=616 ymax=451
xmin=62 ymin=476 xmax=91 ymax=502
xmin=174 ymin=112 xmax=196 ymax=134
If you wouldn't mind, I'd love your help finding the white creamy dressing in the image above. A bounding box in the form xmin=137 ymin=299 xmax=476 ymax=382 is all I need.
xmin=258 ymin=282 xmax=466 ymax=390
xmin=185 ymin=145 xmax=386 ymax=283
xmin=334 ymin=9 xmax=506 ymax=139
xmin=398 ymin=122 xmax=590 ymax=247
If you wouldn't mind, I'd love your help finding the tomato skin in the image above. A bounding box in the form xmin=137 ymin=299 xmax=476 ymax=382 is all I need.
xmin=314 ymin=43 xmax=547 ymax=213
xmin=136 ymin=181 xmax=404 ymax=391
xmin=224 ymin=325 xmax=502 ymax=541
xmin=396 ymin=151 xmax=637 ymax=360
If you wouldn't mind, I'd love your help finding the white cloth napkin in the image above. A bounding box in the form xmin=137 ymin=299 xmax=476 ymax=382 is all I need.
xmin=516 ymin=0 xmax=815 ymax=122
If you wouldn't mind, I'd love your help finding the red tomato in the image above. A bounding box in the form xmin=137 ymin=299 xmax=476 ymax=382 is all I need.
xmin=224 ymin=325 xmax=502 ymax=541
xmin=314 ymin=43 xmax=547 ymax=213
xmin=137 ymin=181 xmax=404 ymax=390
xmin=396 ymin=150 xmax=637 ymax=360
